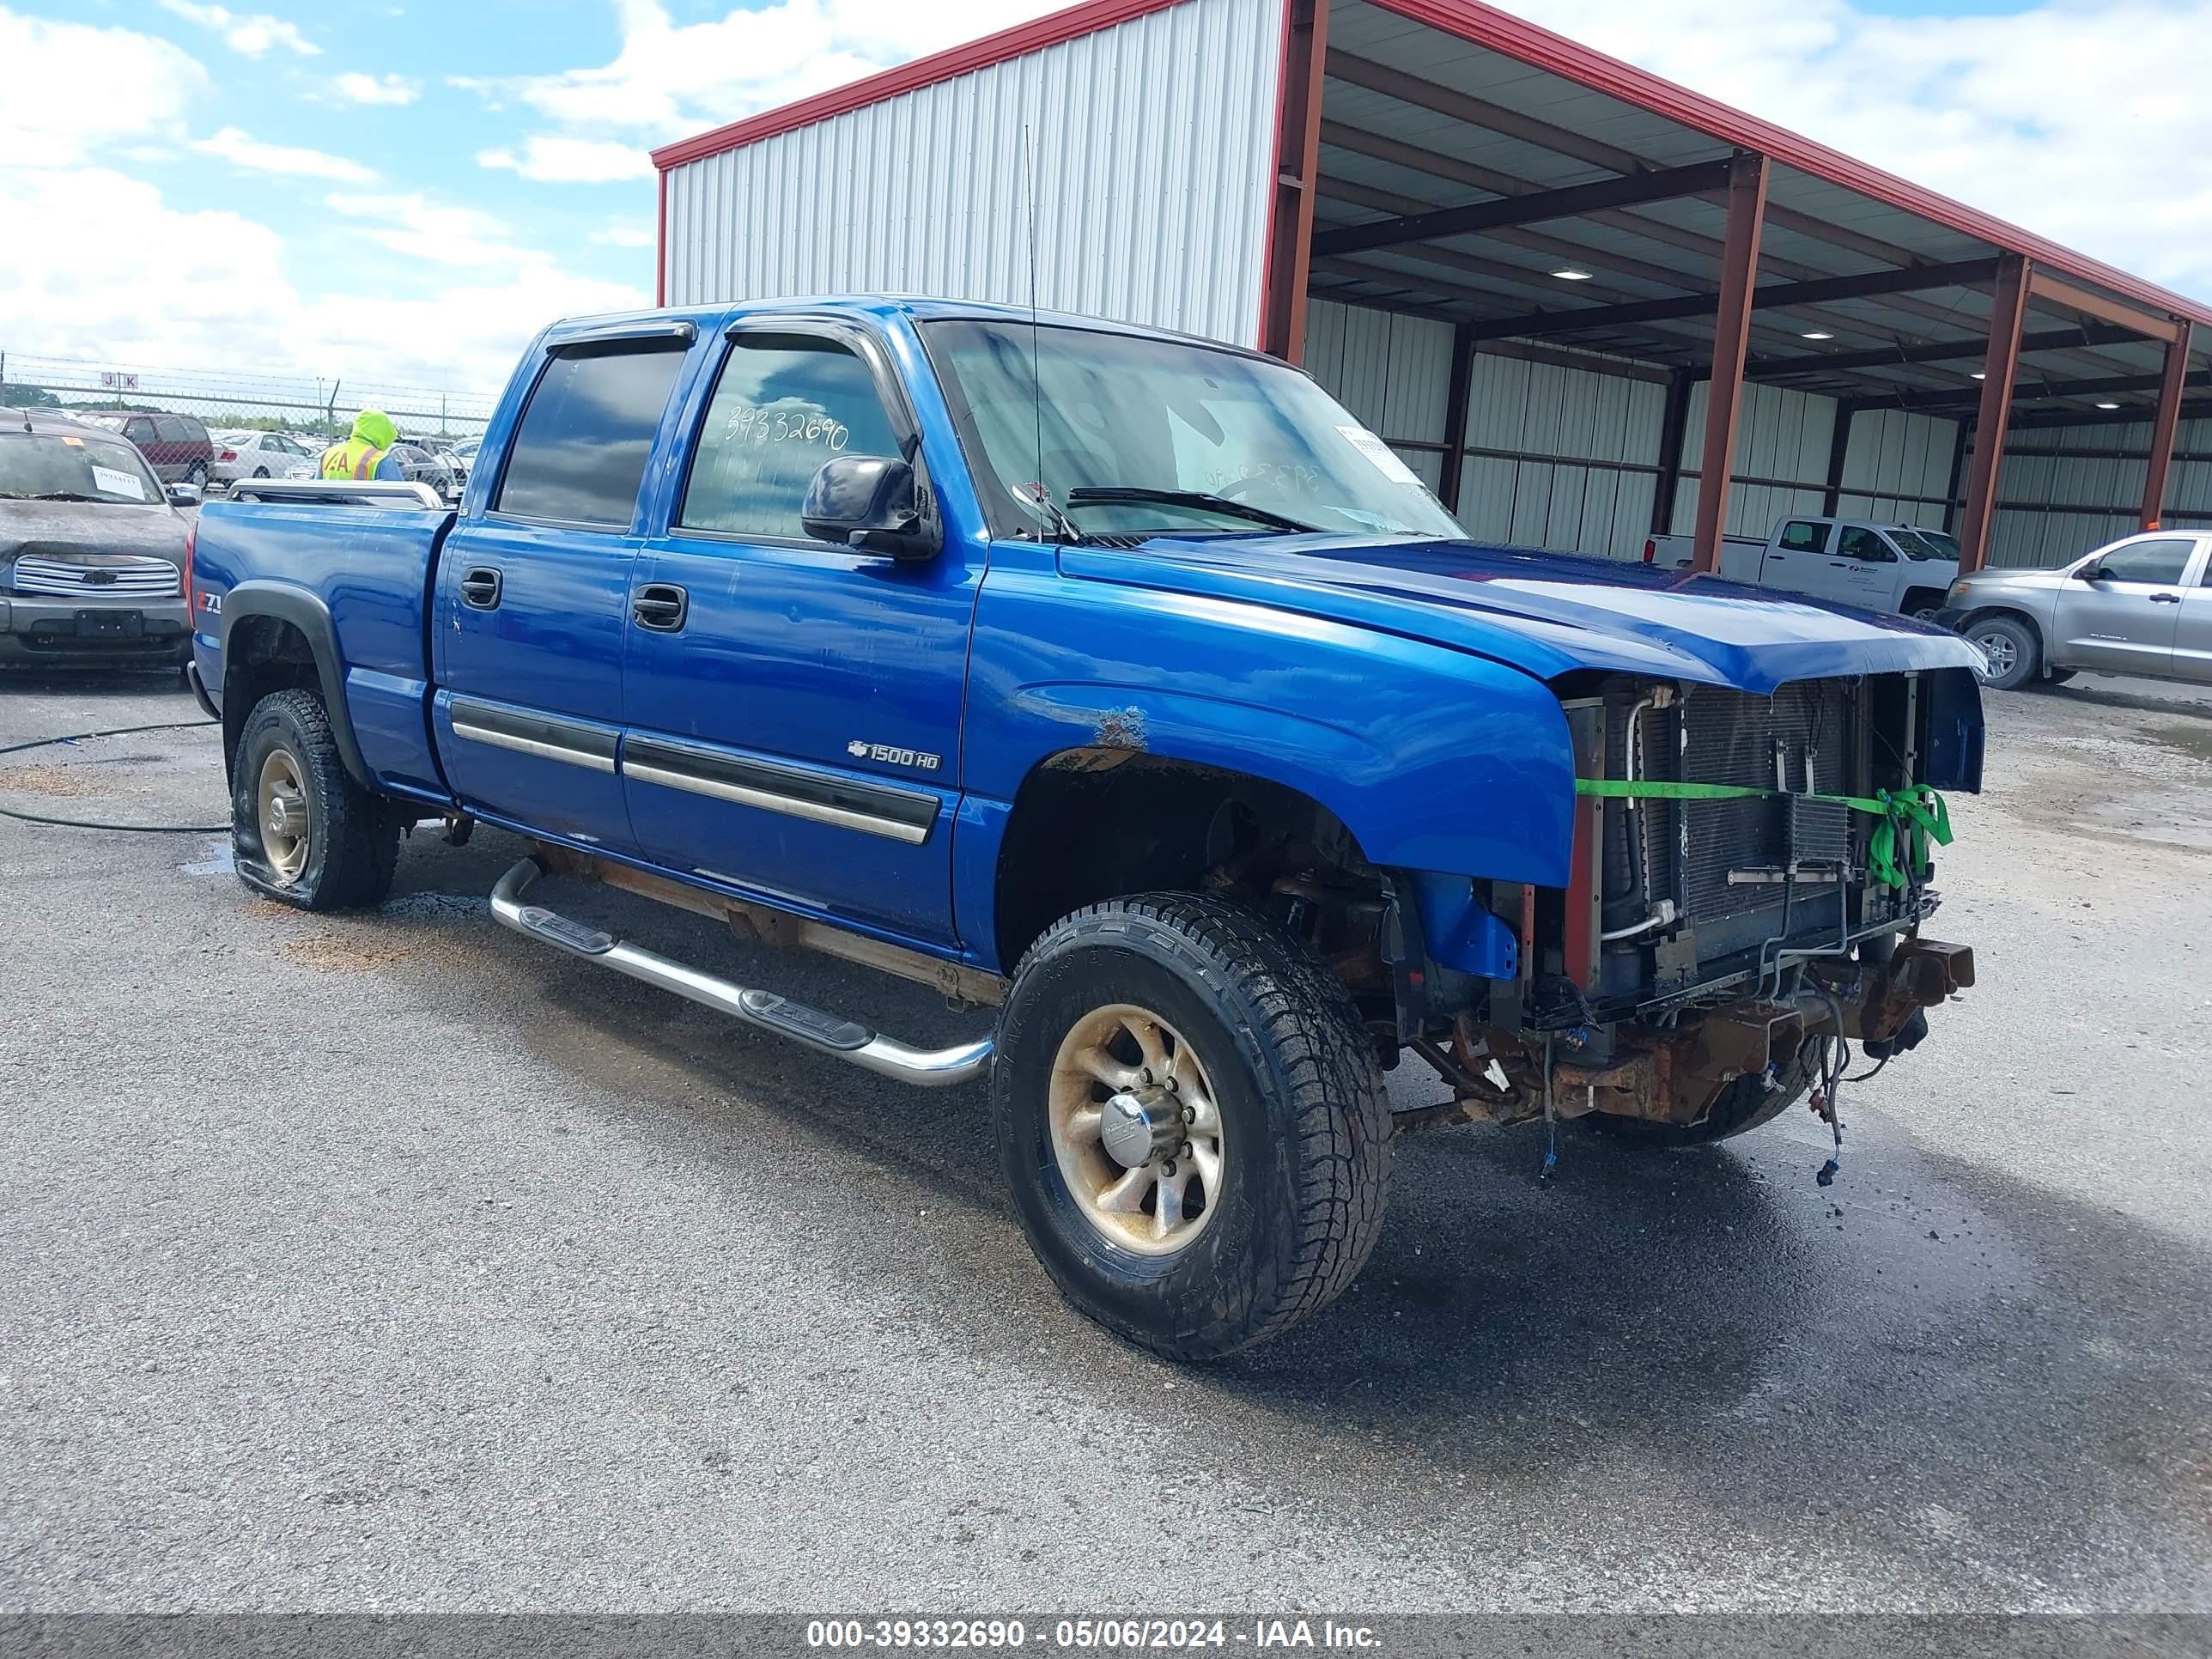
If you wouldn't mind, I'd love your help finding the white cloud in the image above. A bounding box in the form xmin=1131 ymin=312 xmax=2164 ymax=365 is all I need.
xmin=590 ymin=224 xmax=656 ymax=249
xmin=1498 ymin=0 xmax=2212 ymax=302
xmin=330 ymin=71 xmax=420 ymax=106
xmin=477 ymin=137 xmax=652 ymax=183
xmin=193 ymin=125 xmax=375 ymax=182
xmin=0 ymin=8 xmax=209 ymax=167
xmin=325 ymin=191 xmax=537 ymax=268
xmin=157 ymin=0 xmax=318 ymax=58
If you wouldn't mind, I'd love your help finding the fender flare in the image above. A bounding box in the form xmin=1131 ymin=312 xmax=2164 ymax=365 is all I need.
xmin=216 ymin=580 xmax=374 ymax=791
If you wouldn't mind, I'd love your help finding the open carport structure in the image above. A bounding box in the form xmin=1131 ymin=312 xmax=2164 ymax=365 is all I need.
xmin=653 ymin=0 xmax=2212 ymax=573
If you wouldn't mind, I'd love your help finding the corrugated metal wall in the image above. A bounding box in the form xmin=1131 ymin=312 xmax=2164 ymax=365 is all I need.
xmin=1459 ymin=349 xmax=1667 ymax=559
xmin=1301 ymin=300 xmax=1455 ymax=493
xmin=1988 ymin=416 xmax=2212 ymax=568
xmin=661 ymin=0 xmax=1283 ymax=348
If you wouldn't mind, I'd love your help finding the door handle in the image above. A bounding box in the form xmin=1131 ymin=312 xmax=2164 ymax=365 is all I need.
xmin=632 ymin=582 xmax=689 ymax=632
xmin=2149 ymin=592 xmax=2183 ymax=603
xmin=459 ymin=567 xmax=502 ymax=610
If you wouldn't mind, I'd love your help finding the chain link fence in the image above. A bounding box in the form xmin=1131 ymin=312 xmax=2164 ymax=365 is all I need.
xmin=0 ymin=349 xmax=496 ymax=444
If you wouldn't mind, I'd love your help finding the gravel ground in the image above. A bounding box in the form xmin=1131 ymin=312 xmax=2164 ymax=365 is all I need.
xmin=1 ymin=664 xmax=2208 ymax=1615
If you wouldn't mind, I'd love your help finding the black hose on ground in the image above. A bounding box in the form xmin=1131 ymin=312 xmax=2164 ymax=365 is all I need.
xmin=0 ymin=718 xmax=231 ymax=834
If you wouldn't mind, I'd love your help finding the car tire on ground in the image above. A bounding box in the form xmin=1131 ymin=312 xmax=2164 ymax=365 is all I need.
xmin=252 ymin=466 xmax=269 ymax=479
xmin=231 ymin=687 xmax=398 ymax=912
xmin=186 ymin=462 xmax=208 ymax=488
xmin=1966 ymin=613 xmax=2039 ymax=691
xmin=991 ymin=893 xmax=1391 ymax=1361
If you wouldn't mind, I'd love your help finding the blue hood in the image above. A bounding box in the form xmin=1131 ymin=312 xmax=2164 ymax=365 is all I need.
xmin=1060 ymin=534 xmax=1984 ymax=695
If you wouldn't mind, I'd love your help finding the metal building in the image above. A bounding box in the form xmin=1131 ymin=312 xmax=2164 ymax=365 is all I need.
xmin=654 ymin=0 xmax=2212 ymax=572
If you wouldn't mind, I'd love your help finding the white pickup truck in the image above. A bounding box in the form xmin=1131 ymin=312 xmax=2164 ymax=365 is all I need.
xmin=1644 ymin=516 xmax=1961 ymax=620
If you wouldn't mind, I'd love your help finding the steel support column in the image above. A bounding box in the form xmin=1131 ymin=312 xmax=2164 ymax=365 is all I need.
xmin=1957 ymin=255 xmax=2030 ymax=574
xmin=1691 ymin=151 xmax=1768 ymax=574
xmin=1438 ymin=324 xmax=1476 ymax=513
xmin=1258 ymin=0 xmax=1328 ymax=363
xmin=2142 ymin=324 xmax=2193 ymax=530
xmin=1820 ymin=401 xmax=1856 ymax=517
xmin=1650 ymin=367 xmax=1694 ymax=537
xmin=1942 ymin=419 xmax=1969 ymax=533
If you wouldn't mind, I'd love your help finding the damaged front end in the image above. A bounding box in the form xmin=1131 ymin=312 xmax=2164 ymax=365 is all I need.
xmin=1395 ymin=665 xmax=1983 ymax=1144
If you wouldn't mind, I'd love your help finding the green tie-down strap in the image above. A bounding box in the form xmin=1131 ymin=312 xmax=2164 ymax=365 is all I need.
xmin=1572 ymin=778 xmax=1953 ymax=890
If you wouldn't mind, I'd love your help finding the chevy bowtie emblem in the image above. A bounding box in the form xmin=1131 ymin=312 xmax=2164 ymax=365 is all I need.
xmin=86 ymin=569 xmax=117 ymax=586
xmin=847 ymin=740 xmax=869 ymax=757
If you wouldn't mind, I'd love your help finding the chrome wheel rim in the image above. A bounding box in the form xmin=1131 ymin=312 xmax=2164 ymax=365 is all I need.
xmin=1972 ymin=629 xmax=2016 ymax=679
xmin=256 ymin=748 xmax=310 ymax=884
xmin=1048 ymin=1004 xmax=1225 ymax=1256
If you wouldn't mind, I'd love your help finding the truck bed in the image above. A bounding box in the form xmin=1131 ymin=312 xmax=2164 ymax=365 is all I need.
xmin=192 ymin=497 xmax=454 ymax=799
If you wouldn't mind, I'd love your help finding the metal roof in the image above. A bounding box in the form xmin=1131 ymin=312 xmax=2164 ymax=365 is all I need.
xmin=655 ymin=0 xmax=2210 ymax=424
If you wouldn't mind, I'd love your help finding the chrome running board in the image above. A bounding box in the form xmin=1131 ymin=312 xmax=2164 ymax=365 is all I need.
xmin=489 ymin=857 xmax=994 ymax=1087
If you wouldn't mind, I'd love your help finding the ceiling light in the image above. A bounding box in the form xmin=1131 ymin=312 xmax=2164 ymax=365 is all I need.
xmin=2095 ymin=400 xmax=2120 ymax=410
xmin=1970 ymin=371 xmax=1987 ymax=380
xmin=1550 ymin=266 xmax=1594 ymax=282
xmin=1801 ymin=330 xmax=1833 ymax=340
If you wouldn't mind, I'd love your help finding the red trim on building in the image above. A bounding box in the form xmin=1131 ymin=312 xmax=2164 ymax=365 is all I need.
xmin=649 ymin=0 xmax=1190 ymax=172
xmin=1253 ymin=0 xmax=1297 ymax=353
xmin=654 ymin=167 xmax=668 ymax=307
xmin=1362 ymin=0 xmax=2212 ymax=331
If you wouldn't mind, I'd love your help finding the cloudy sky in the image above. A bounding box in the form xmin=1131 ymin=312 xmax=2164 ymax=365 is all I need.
xmin=3 ymin=0 xmax=2207 ymax=401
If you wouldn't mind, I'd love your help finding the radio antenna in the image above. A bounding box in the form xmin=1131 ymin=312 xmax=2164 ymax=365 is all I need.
xmin=1019 ymin=118 xmax=1073 ymax=544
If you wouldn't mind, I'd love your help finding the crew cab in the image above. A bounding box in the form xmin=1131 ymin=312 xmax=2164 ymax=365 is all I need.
xmin=1645 ymin=516 xmax=1961 ymax=619
xmin=186 ymin=298 xmax=1987 ymax=1359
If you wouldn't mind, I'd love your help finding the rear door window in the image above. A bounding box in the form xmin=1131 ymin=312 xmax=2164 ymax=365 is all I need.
xmin=154 ymin=416 xmax=194 ymax=443
xmin=2097 ymin=538 xmax=2195 ymax=585
xmin=679 ymin=334 xmax=903 ymax=541
xmin=495 ymin=340 xmax=690 ymax=527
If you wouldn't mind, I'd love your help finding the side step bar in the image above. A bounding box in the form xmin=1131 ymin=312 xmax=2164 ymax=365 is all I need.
xmin=489 ymin=858 xmax=994 ymax=1087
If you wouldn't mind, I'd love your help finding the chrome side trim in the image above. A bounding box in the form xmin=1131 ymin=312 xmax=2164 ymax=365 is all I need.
xmin=622 ymin=734 xmax=939 ymax=844
xmin=447 ymin=698 xmax=619 ymax=774
xmin=623 ymin=760 xmax=931 ymax=842
xmin=223 ymin=479 xmax=447 ymax=509
xmin=490 ymin=858 xmax=992 ymax=1086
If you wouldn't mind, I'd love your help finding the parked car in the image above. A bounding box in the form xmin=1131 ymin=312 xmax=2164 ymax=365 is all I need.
xmin=210 ymin=429 xmax=319 ymax=487
xmin=67 ymin=410 xmax=216 ymax=488
xmin=1937 ymin=530 xmax=2212 ymax=690
xmin=187 ymin=297 xmax=1984 ymax=1359
xmin=1645 ymin=516 xmax=1960 ymax=620
xmin=449 ymin=435 xmax=481 ymax=468
xmin=387 ymin=442 xmax=459 ymax=497
xmin=1 ymin=408 xmax=196 ymax=666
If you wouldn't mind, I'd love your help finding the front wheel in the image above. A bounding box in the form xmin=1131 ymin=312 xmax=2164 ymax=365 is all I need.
xmin=992 ymin=894 xmax=1391 ymax=1360
xmin=186 ymin=462 xmax=208 ymax=489
xmin=1966 ymin=614 xmax=2039 ymax=691
xmin=232 ymin=688 xmax=399 ymax=910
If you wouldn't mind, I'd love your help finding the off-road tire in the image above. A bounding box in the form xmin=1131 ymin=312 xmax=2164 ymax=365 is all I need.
xmin=1966 ymin=613 xmax=2039 ymax=692
xmin=992 ymin=894 xmax=1391 ymax=1360
xmin=1583 ymin=1042 xmax=1826 ymax=1149
xmin=232 ymin=688 xmax=398 ymax=911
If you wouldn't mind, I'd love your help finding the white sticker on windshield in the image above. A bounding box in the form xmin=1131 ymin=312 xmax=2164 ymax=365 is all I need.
xmin=1335 ymin=424 xmax=1423 ymax=487
xmin=91 ymin=465 xmax=146 ymax=500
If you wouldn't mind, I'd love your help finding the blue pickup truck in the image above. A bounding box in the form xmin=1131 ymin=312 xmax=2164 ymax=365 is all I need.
xmin=187 ymin=296 xmax=1985 ymax=1358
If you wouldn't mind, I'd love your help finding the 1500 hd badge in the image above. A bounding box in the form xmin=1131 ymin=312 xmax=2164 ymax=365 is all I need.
xmin=847 ymin=740 xmax=940 ymax=771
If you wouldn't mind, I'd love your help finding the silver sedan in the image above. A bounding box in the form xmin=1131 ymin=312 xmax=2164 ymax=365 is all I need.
xmin=1941 ymin=531 xmax=2212 ymax=690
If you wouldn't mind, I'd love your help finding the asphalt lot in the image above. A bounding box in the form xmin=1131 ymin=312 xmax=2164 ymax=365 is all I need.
xmin=2 ymin=665 xmax=2208 ymax=1614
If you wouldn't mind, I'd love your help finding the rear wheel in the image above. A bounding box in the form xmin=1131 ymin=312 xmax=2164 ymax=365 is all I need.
xmin=186 ymin=461 xmax=208 ymax=489
xmin=992 ymin=894 xmax=1391 ymax=1360
xmin=1966 ymin=613 xmax=2039 ymax=691
xmin=231 ymin=688 xmax=398 ymax=911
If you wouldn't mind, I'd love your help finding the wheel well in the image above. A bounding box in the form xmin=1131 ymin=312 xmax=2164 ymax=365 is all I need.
xmin=221 ymin=616 xmax=321 ymax=781
xmin=1899 ymin=585 xmax=1949 ymax=615
xmin=1959 ymin=605 xmax=2045 ymax=651
xmin=992 ymin=750 xmax=1383 ymax=981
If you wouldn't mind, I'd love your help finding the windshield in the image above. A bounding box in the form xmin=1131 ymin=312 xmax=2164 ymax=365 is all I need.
xmin=1890 ymin=527 xmax=1959 ymax=562
xmin=921 ymin=319 xmax=1464 ymax=542
xmin=0 ymin=433 xmax=162 ymax=503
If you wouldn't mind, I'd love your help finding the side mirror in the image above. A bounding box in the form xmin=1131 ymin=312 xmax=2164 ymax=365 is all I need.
xmin=800 ymin=454 xmax=940 ymax=561
xmin=167 ymin=483 xmax=202 ymax=506
xmin=2073 ymin=563 xmax=2102 ymax=581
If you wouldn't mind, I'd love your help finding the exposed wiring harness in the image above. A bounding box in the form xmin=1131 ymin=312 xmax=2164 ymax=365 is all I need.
xmin=0 ymin=718 xmax=229 ymax=834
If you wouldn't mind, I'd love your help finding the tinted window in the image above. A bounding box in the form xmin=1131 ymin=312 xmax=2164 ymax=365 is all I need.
xmin=126 ymin=418 xmax=155 ymax=441
xmin=495 ymin=342 xmax=688 ymax=526
xmin=2096 ymin=538 xmax=2195 ymax=585
xmin=1777 ymin=520 xmax=1826 ymax=553
xmin=155 ymin=416 xmax=196 ymax=443
xmin=1837 ymin=526 xmax=1895 ymax=562
xmin=680 ymin=335 xmax=902 ymax=540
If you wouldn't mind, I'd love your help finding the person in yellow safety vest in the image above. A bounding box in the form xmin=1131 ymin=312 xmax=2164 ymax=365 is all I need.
xmin=319 ymin=409 xmax=406 ymax=481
